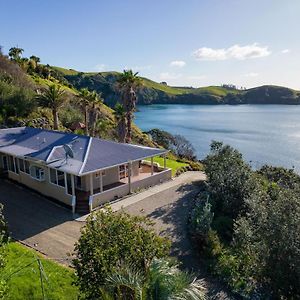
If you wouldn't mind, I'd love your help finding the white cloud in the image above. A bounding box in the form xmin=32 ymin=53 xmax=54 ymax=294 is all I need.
xmin=170 ymin=60 xmax=186 ymax=67
xmin=244 ymin=72 xmax=259 ymax=77
xmin=159 ymin=72 xmax=182 ymax=80
xmin=281 ymin=49 xmax=290 ymax=54
xmin=94 ymin=64 xmax=107 ymax=72
xmin=193 ymin=43 xmax=271 ymax=61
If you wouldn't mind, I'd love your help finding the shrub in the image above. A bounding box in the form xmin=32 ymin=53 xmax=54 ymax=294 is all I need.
xmin=190 ymin=194 xmax=214 ymax=250
xmin=146 ymin=128 xmax=175 ymax=149
xmin=233 ymin=184 xmax=300 ymax=298
xmin=73 ymin=207 xmax=170 ymax=299
xmin=211 ymin=216 xmax=233 ymax=242
xmin=204 ymin=141 xmax=254 ymax=220
xmin=146 ymin=129 xmax=197 ymax=161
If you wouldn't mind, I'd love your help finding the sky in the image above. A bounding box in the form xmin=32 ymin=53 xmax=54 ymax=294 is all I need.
xmin=1 ymin=0 xmax=300 ymax=89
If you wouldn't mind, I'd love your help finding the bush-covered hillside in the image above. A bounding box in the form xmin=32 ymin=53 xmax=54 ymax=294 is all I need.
xmin=52 ymin=66 xmax=300 ymax=106
xmin=0 ymin=51 xmax=154 ymax=147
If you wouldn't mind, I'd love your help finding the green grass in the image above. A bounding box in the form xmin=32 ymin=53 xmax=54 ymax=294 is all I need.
xmin=147 ymin=156 xmax=188 ymax=176
xmin=3 ymin=242 xmax=78 ymax=300
xmin=192 ymin=86 xmax=240 ymax=97
xmin=141 ymin=78 xmax=192 ymax=95
xmin=51 ymin=66 xmax=79 ymax=76
xmin=31 ymin=75 xmax=78 ymax=94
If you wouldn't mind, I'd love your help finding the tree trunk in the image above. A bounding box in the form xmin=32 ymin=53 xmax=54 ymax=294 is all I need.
xmin=88 ymin=109 xmax=94 ymax=136
xmin=89 ymin=105 xmax=98 ymax=137
xmin=118 ymin=119 xmax=126 ymax=143
xmin=53 ymin=108 xmax=59 ymax=130
xmin=125 ymin=113 xmax=132 ymax=143
xmin=93 ymin=112 xmax=98 ymax=137
xmin=84 ymin=105 xmax=89 ymax=135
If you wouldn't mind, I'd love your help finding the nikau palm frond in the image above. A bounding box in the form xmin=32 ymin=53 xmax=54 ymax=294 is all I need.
xmin=37 ymin=84 xmax=66 ymax=130
xmin=171 ymin=279 xmax=207 ymax=300
xmin=104 ymin=264 xmax=145 ymax=300
xmin=101 ymin=258 xmax=207 ymax=300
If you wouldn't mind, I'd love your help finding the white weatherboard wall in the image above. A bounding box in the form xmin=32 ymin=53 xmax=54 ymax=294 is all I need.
xmin=7 ymin=166 xmax=73 ymax=206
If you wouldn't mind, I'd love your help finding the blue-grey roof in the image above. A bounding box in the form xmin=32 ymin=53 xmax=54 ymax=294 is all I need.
xmin=82 ymin=138 xmax=166 ymax=174
xmin=0 ymin=127 xmax=167 ymax=175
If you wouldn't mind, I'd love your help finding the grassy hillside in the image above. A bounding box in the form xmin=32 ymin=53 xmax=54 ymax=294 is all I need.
xmin=4 ymin=242 xmax=78 ymax=300
xmin=50 ymin=66 xmax=300 ymax=106
xmin=52 ymin=67 xmax=241 ymax=106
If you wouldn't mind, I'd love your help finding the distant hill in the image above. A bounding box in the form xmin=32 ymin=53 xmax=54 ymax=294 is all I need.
xmin=51 ymin=66 xmax=300 ymax=106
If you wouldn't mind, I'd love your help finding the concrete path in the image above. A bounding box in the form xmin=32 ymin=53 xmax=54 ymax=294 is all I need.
xmin=111 ymin=171 xmax=206 ymax=211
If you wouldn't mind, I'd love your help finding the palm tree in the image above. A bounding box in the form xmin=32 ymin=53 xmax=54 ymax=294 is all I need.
xmin=113 ymin=102 xmax=127 ymax=143
xmin=29 ymin=55 xmax=40 ymax=70
xmin=101 ymin=258 xmax=207 ymax=300
xmin=88 ymin=91 xmax=103 ymax=136
xmin=8 ymin=47 xmax=24 ymax=61
xmin=38 ymin=84 xmax=66 ymax=130
xmin=30 ymin=55 xmax=40 ymax=64
xmin=117 ymin=70 xmax=141 ymax=143
xmin=77 ymin=88 xmax=90 ymax=135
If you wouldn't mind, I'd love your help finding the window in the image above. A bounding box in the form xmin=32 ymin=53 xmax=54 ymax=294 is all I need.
xmin=50 ymin=168 xmax=66 ymax=189
xmin=57 ymin=171 xmax=65 ymax=187
xmin=7 ymin=156 xmax=18 ymax=174
xmin=95 ymin=170 xmax=106 ymax=178
xmin=29 ymin=165 xmax=45 ymax=181
xmin=119 ymin=165 xmax=128 ymax=179
xmin=50 ymin=169 xmax=57 ymax=184
xmin=19 ymin=158 xmax=25 ymax=172
xmin=66 ymin=173 xmax=72 ymax=195
xmin=24 ymin=160 xmax=30 ymax=174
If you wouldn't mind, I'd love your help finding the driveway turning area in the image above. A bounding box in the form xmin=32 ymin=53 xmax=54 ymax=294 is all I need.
xmin=0 ymin=179 xmax=81 ymax=264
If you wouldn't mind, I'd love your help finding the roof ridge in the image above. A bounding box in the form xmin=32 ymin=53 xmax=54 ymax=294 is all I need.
xmin=79 ymin=136 xmax=93 ymax=175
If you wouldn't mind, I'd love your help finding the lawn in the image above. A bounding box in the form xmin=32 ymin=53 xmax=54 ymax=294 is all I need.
xmin=147 ymin=156 xmax=188 ymax=176
xmin=3 ymin=242 xmax=78 ymax=300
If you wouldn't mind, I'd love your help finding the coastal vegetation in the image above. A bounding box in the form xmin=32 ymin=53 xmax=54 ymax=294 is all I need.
xmin=0 ymin=47 xmax=154 ymax=147
xmin=1 ymin=203 xmax=208 ymax=299
xmin=189 ymin=142 xmax=300 ymax=298
xmin=73 ymin=207 xmax=206 ymax=299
